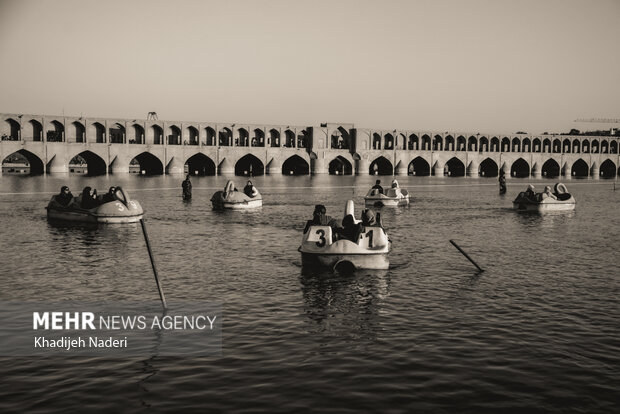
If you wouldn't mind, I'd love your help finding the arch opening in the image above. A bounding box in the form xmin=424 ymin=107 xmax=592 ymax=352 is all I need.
xmin=282 ymin=155 xmax=309 ymax=175
xmin=329 ymin=156 xmax=352 ymax=175
xmin=511 ymin=158 xmax=530 ymax=177
xmin=408 ymin=156 xmax=430 ymax=176
xmin=600 ymin=159 xmax=617 ymax=178
xmin=571 ymin=159 xmax=588 ymax=178
xmin=541 ymin=159 xmax=560 ymax=178
xmin=445 ymin=157 xmax=465 ymax=177
xmin=2 ymin=150 xmax=44 ymax=175
xmin=130 ymin=152 xmax=163 ymax=175
xmin=369 ymin=156 xmax=393 ymax=175
xmin=185 ymin=153 xmax=216 ymax=176
xmin=69 ymin=151 xmax=107 ymax=175
xmin=235 ymin=154 xmax=264 ymax=176
xmin=479 ymin=158 xmax=498 ymax=177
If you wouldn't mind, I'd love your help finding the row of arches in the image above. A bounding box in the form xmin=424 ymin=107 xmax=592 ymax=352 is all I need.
xmin=2 ymin=118 xmax=310 ymax=147
xmin=364 ymin=132 xmax=620 ymax=155
xmin=0 ymin=150 xmax=312 ymax=177
xmin=2 ymin=149 xmax=618 ymax=178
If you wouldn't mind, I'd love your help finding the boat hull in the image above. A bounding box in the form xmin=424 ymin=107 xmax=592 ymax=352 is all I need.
xmin=364 ymin=196 xmax=409 ymax=207
xmin=46 ymin=197 xmax=144 ymax=224
xmin=512 ymin=201 xmax=575 ymax=212
xmin=211 ymin=198 xmax=263 ymax=209
xmin=301 ymin=251 xmax=390 ymax=270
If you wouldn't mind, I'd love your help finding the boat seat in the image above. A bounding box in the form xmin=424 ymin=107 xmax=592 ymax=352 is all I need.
xmin=304 ymin=225 xmax=333 ymax=247
xmin=358 ymin=226 xmax=388 ymax=249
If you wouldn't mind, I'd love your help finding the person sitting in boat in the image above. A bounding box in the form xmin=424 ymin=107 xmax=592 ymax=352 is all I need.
xmin=243 ymin=180 xmax=259 ymax=198
xmin=361 ymin=208 xmax=376 ymax=226
xmin=55 ymin=186 xmax=74 ymax=206
xmin=338 ymin=214 xmax=363 ymax=243
xmin=100 ymin=186 xmax=117 ymax=203
xmin=303 ymin=204 xmax=340 ymax=237
xmin=81 ymin=186 xmax=99 ymax=209
xmin=541 ymin=185 xmax=557 ymax=200
xmin=371 ymin=180 xmax=384 ymax=194
xmin=391 ymin=179 xmax=399 ymax=189
xmin=524 ymin=184 xmax=536 ymax=200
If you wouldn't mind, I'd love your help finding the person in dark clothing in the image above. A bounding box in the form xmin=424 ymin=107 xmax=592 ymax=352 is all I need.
xmin=100 ymin=186 xmax=117 ymax=203
xmin=338 ymin=214 xmax=364 ymax=243
xmin=243 ymin=180 xmax=258 ymax=197
xmin=361 ymin=208 xmax=376 ymax=226
xmin=371 ymin=179 xmax=384 ymax=194
xmin=303 ymin=204 xmax=340 ymax=236
xmin=81 ymin=187 xmax=99 ymax=209
xmin=499 ymin=170 xmax=507 ymax=194
xmin=182 ymin=175 xmax=192 ymax=200
xmin=56 ymin=186 xmax=73 ymax=206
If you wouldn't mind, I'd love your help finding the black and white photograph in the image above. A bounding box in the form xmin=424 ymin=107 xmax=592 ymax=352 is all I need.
xmin=0 ymin=0 xmax=619 ymax=412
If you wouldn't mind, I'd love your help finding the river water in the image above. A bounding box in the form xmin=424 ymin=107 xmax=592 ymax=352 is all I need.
xmin=0 ymin=174 xmax=618 ymax=413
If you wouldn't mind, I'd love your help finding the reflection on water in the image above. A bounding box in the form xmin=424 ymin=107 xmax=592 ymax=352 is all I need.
xmin=0 ymin=174 xmax=619 ymax=413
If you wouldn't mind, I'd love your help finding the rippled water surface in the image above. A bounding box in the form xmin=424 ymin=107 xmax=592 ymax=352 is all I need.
xmin=1 ymin=174 xmax=619 ymax=413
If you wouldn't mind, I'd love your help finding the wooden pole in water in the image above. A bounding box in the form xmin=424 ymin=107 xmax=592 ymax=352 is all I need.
xmin=140 ymin=218 xmax=167 ymax=309
xmin=449 ymin=239 xmax=484 ymax=272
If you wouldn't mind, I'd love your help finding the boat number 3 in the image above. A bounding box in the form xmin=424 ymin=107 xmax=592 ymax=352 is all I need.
xmin=115 ymin=202 xmax=125 ymax=211
xmin=315 ymin=229 xmax=326 ymax=247
xmin=365 ymin=230 xmax=373 ymax=247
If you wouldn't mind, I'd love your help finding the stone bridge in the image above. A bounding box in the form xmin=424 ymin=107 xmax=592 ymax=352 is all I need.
xmin=1 ymin=113 xmax=619 ymax=178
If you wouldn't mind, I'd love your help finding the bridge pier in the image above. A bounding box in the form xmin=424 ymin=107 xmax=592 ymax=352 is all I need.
xmin=531 ymin=163 xmax=541 ymax=178
xmin=166 ymin=156 xmax=184 ymax=175
xmin=356 ymin=159 xmax=369 ymax=175
xmin=591 ymin=166 xmax=600 ymax=179
xmin=466 ymin=161 xmax=478 ymax=177
xmin=312 ymin=158 xmax=326 ymax=174
xmin=394 ymin=160 xmax=407 ymax=175
xmin=433 ymin=162 xmax=444 ymax=177
xmin=218 ymin=158 xmax=234 ymax=175
xmin=267 ymin=158 xmax=281 ymax=175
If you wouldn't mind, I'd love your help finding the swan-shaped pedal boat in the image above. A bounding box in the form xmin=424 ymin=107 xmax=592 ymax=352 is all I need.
xmin=513 ymin=183 xmax=575 ymax=212
xmin=46 ymin=186 xmax=144 ymax=223
xmin=364 ymin=184 xmax=409 ymax=207
xmin=211 ymin=180 xmax=262 ymax=209
xmin=299 ymin=200 xmax=391 ymax=270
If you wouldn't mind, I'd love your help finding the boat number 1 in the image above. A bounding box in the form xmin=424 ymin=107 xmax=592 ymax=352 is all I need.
xmin=365 ymin=230 xmax=373 ymax=248
xmin=315 ymin=229 xmax=326 ymax=247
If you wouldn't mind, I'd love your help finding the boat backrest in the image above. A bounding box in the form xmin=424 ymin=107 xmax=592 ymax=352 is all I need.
xmin=367 ymin=188 xmax=380 ymax=197
xmin=358 ymin=226 xmax=388 ymax=249
xmin=385 ymin=188 xmax=397 ymax=197
xmin=303 ymin=225 xmax=333 ymax=248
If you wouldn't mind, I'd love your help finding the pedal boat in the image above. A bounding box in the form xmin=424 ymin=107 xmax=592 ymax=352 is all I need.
xmin=364 ymin=187 xmax=409 ymax=207
xmin=299 ymin=200 xmax=391 ymax=270
xmin=211 ymin=180 xmax=262 ymax=209
xmin=513 ymin=183 xmax=575 ymax=212
xmin=46 ymin=187 xmax=144 ymax=223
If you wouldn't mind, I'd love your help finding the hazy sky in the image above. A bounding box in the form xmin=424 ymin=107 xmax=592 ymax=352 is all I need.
xmin=0 ymin=0 xmax=618 ymax=134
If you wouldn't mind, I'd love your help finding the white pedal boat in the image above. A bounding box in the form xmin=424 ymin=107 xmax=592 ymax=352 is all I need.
xmin=46 ymin=187 xmax=144 ymax=224
xmin=299 ymin=200 xmax=391 ymax=270
xmin=211 ymin=180 xmax=262 ymax=209
xmin=364 ymin=187 xmax=409 ymax=207
xmin=513 ymin=183 xmax=575 ymax=212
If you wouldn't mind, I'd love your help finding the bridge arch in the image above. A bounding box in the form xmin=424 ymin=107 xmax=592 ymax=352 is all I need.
xmin=67 ymin=121 xmax=85 ymax=143
xmin=329 ymin=156 xmax=352 ymax=175
xmin=600 ymin=159 xmax=616 ymax=178
xmin=372 ymin=133 xmax=381 ymax=150
xmin=236 ymin=128 xmax=249 ymax=147
xmin=407 ymin=156 xmax=429 ymax=176
xmin=591 ymin=139 xmax=599 ymax=153
xmin=479 ymin=136 xmax=489 ymax=152
xmin=46 ymin=120 xmax=64 ymax=142
xmin=331 ymin=127 xmax=351 ymax=149
xmin=284 ymin=130 xmax=295 ymax=148
xmin=28 ymin=119 xmax=43 ymax=141
xmin=3 ymin=118 xmax=20 ymax=140
xmin=69 ymin=150 xmax=107 ymax=175
xmin=512 ymin=137 xmax=521 ymax=152
xmin=369 ymin=156 xmax=393 ymax=175
xmin=611 ymin=141 xmax=618 ymax=154
xmin=601 ymin=140 xmax=609 ymax=154
xmin=89 ymin=122 xmax=106 ymax=143
xmin=511 ymin=158 xmax=530 ymax=177
xmin=2 ymin=149 xmax=44 ymax=175
xmin=533 ymin=138 xmax=541 ymax=152
xmin=542 ymin=158 xmax=560 ymax=178
xmin=130 ymin=152 xmax=164 ymax=175
xmin=235 ymin=154 xmax=264 ymax=176
xmin=150 ymin=124 xmax=163 ymax=145
xmin=501 ymin=137 xmax=510 ymax=152
xmin=571 ymin=159 xmax=588 ymax=177
xmin=522 ymin=138 xmax=531 ymax=153
xmin=128 ymin=124 xmax=145 ymax=144
xmin=269 ymin=129 xmax=280 ymax=147
xmin=205 ymin=126 xmax=216 ymax=146
xmin=445 ymin=157 xmax=465 ymax=177
xmin=167 ymin=125 xmax=181 ymax=145
xmin=219 ymin=127 xmax=232 ymax=146
xmin=445 ymin=135 xmax=454 ymax=151
xmin=582 ymin=140 xmax=590 ymax=153
xmin=408 ymin=134 xmax=418 ymax=150
xmin=187 ymin=126 xmax=199 ymax=145
xmin=490 ymin=137 xmax=499 ymax=152
xmin=282 ymin=155 xmax=310 ymax=175
xmin=456 ymin=136 xmax=466 ymax=151
xmin=572 ymin=139 xmax=580 ymax=153
xmin=421 ymin=134 xmax=431 ymax=151
xmin=552 ymin=139 xmax=561 ymax=153
xmin=433 ymin=135 xmax=443 ymax=151
xmin=468 ymin=136 xmax=477 ymax=151
xmin=384 ymin=133 xmax=394 ymax=150
xmin=479 ymin=158 xmax=498 ymax=177
xmin=253 ymin=128 xmax=265 ymax=147
xmin=185 ymin=153 xmax=216 ymax=176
